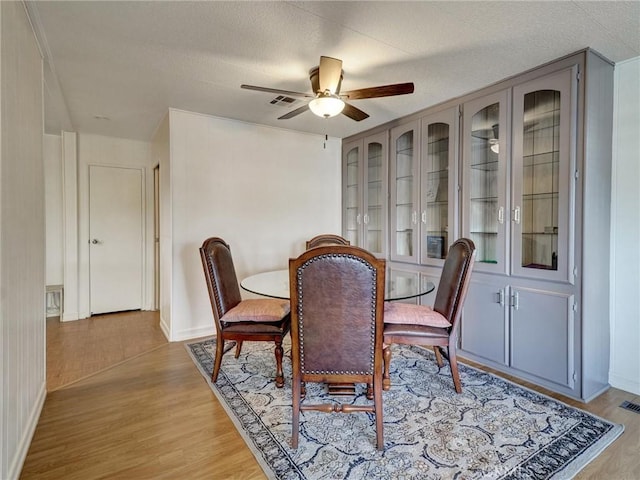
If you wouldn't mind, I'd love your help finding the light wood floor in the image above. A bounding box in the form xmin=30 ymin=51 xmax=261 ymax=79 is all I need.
xmin=21 ymin=312 xmax=640 ymax=479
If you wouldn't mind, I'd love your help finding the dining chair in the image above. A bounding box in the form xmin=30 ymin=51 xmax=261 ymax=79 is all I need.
xmin=289 ymin=245 xmax=386 ymax=450
xmin=199 ymin=237 xmax=291 ymax=388
xmin=382 ymin=238 xmax=476 ymax=393
xmin=305 ymin=233 xmax=350 ymax=249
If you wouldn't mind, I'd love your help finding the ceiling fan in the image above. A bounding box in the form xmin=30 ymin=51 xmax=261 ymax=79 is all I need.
xmin=241 ymin=56 xmax=414 ymax=121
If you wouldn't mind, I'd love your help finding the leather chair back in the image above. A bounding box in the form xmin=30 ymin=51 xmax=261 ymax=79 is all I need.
xmin=433 ymin=238 xmax=476 ymax=331
xmin=305 ymin=234 xmax=350 ymax=250
xmin=291 ymin=247 xmax=384 ymax=375
xmin=200 ymin=237 xmax=242 ymax=323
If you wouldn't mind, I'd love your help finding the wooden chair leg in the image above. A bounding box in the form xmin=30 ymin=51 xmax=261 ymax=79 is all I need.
xmin=448 ymin=346 xmax=462 ymax=394
xmin=374 ymin=375 xmax=384 ymax=451
xmin=234 ymin=340 xmax=243 ymax=358
xmin=366 ymin=383 xmax=373 ymax=400
xmin=382 ymin=346 xmax=392 ymax=391
xmin=212 ymin=336 xmax=224 ymax=383
xmin=274 ymin=337 xmax=285 ymax=388
xmin=292 ymin=378 xmax=301 ymax=448
xmin=434 ymin=346 xmax=444 ymax=367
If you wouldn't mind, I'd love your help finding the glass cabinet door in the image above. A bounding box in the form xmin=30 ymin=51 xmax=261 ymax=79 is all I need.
xmin=462 ymin=90 xmax=509 ymax=274
xmin=511 ymin=67 xmax=575 ymax=282
xmin=420 ymin=108 xmax=458 ymax=266
xmin=390 ymin=121 xmax=419 ymax=263
xmin=342 ymin=140 xmax=362 ymax=246
xmin=363 ymin=133 xmax=387 ymax=257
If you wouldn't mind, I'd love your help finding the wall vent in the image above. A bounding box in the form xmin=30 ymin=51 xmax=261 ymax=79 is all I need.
xmin=620 ymin=400 xmax=640 ymax=414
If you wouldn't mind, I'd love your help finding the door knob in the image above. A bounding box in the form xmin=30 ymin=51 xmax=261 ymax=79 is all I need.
xmin=91 ymin=239 xmax=102 ymax=245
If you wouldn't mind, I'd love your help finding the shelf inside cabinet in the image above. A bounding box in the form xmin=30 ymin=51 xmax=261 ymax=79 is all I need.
xmin=521 ymin=192 xmax=559 ymax=200
xmin=470 ymin=160 xmax=499 ymax=171
xmin=470 ymin=197 xmax=498 ymax=202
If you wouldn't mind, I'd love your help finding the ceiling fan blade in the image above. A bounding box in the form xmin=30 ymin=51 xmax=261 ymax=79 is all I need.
xmin=278 ymin=103 xmax=310 ymax=120
xmin=342 ymin=102 xmax=369 ymax=121
xmin=318 ymin=56 xmax=343 ymax=94
xmin=342 ymin=82 xmax=414 ymax=100
xmin=241 ymin=84 xmax=314 ymax=99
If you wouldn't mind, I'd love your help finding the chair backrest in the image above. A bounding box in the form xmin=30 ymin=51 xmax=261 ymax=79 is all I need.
xmin=433 ymin=238 xmax=476 ymax=332
xmin=305 ymin=234 xmax=351 ymax=250
xmin=289 ymin=245 xmax=385 ymax=380
xmin=199 ymin=237 xmax=243 ymax=327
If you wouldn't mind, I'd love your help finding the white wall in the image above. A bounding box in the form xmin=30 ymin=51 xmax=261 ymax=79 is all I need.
xmin=610 ymin=56 xmax=640 ymax=395
xmin=160 ymin=109 xmax=341 ymax=341
xmin=61 ymin=131 xmax=79 ymax=320
xmin=44 ymin=134 xmax=63 ymax=286
xmin=0 ymin=1 xmax=46 ymax=478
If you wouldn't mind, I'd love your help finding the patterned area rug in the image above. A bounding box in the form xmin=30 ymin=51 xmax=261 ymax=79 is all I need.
xmin=186 ymin=338 xmax=623 ymax=480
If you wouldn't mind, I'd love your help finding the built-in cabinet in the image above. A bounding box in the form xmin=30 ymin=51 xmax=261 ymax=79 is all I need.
xmin=342 ymin=132 xmax=388 ymax=257
xmin=390 ymin=121 xmax=419 ymax=262
xmin=420 ymin=109 xmax=459 ymax=267
xmin=462 ymin=90 xmax=509 ymax=273
xmin=342 ymin=49 xmax=613 ymax=401
xmin=389 ymin=108 xmax=459 ymax=266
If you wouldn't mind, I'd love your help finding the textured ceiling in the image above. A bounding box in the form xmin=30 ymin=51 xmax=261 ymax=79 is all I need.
xmin=27 ymin=1 xmax=640 ymax=141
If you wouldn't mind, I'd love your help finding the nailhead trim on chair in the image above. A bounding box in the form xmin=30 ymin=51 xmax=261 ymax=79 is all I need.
xmin=204 ymin=253 xmax=225 ymax=321
xmin=296 ymin=253 xmax=377 ymax=376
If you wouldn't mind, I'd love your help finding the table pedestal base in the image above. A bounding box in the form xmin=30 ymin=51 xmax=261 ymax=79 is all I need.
xmin=327 ymin=383 xmax=356 ymax=396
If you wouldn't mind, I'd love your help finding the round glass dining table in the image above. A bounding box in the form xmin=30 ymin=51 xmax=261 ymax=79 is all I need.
xmin=241 ymin=269 xmax=435 ymax=301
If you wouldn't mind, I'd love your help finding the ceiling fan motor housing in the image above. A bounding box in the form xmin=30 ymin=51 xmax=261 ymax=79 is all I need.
xmin=309 ymin=66 xmax=343 ymax=95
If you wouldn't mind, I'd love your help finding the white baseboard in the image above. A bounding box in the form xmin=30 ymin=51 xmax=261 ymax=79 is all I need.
xmin=62 ymin=311 xmax=80 ymax=321
xmin=8 ymin=382 xmax=46 ymax=479
xmin=171 ymin=325 xmax=215 ymax=342
xmin=159 ymin=318 xmax=170 ymax=341
xmin=609 ymin=373 xmax=640 ymax=396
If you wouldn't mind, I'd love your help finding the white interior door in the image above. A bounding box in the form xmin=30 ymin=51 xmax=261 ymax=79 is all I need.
xmin=89 ymin=165 xmax=143 ymax=315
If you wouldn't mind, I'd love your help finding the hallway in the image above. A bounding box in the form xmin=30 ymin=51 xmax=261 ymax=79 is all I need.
xmin=46 ymin=310 xmax=167 ymax=391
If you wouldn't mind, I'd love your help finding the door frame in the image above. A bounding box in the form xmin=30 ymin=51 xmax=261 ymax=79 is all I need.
xmin=154 ymin=164 xmax=160 ymax=310
xmin=79 ymin=163 xmax=148 ymax=318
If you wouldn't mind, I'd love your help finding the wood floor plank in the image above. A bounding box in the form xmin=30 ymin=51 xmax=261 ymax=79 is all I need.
xmin=46 ymin=311 xmax=167 ymax=391
xmin=20 ymin=312 xmax=640 ymax=479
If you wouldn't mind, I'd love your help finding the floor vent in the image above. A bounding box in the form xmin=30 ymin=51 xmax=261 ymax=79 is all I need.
xmin=620 ymin=400 xmax=640 ymax=414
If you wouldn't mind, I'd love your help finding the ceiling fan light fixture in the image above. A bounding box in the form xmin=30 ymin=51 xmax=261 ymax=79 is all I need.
xmin=309 ymin=94 xmax=345 ymax=118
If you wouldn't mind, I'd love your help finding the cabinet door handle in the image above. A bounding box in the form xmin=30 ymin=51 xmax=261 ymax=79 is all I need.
xmin=363 ymin=214 xmax=369 ymax=225
xmin=497 ymin=289 xmax=505 ymax=306
xmin=511 ymin=291 xmax=519 ymax=310
xmin=421 ymin=211 xmax=427 ymax=224
xmin=356 ymin=214 xmax=362 ymax=225
xmin=512 ymin=206 xmax=521 ymax=224
xmin=411 ymin=211 xmax=418 ymax=225
xmin=498 ymin=206 xmax=504 ymax=224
